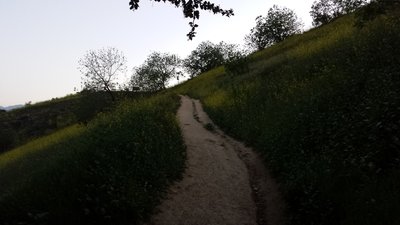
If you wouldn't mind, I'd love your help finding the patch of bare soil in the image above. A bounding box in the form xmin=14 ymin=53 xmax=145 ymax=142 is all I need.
xmin=146 ymin=96 xmax=285 ymax=225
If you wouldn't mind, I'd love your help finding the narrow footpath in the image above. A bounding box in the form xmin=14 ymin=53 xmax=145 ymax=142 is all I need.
xmin=146 ymin=95 xmax=285 ymax=225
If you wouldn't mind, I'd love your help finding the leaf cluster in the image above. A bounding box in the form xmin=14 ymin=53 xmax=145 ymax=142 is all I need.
xmin=183 ymin=41 xmax=241 ymax=78
xmin=128 ymin=0 xmax=234 ymax=39
xmin=130 ymin=52 xmax=182 ymax=92
xmin=245 ymin=5 xmax=303 ymax=51
xmin=355 ymin=0 xmax=400 ymax=27
xmin=310 ymin=0 xmax=368 ymax=26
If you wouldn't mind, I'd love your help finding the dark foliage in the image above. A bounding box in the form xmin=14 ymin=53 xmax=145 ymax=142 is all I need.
xmin=0 ymin=92 xmax=144 ymax=153
xmin=0 ymin=120 xmax=17 ymax=151
xmin=0 ymin=97 xmax=80 ymax=153
xmin=0 ymin=94 xmax=185 ymax=225
xmin=128 ymin=0 xmax=234 ymax=40
xmin=183 ymin=41 xmax=241 ymax=78
xmin=224 ymin=52 xmax=250 ymax=76
xmin=355 ymin=0 xmax=400 ymax=27
xmin=130 ymin=52 xmax=182 ymax=92
xmin=245 ymin=5 xmax=302 ymax=51
xmin=310 ymin=0 xmax=367 ymax=26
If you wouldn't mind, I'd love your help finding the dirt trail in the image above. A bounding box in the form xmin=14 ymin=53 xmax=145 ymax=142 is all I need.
xmin=146 ymin=96 xmax=285 ymax=225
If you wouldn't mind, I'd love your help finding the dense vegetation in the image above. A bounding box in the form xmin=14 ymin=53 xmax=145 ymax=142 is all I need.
xmin=0 ymin=93 xmax=185 ymax=225
xmin=131 ymin=52 xmax=182 ymax=91
xmin=245 ymin=5 xmax=303 ymax=51
xmin=1 ymin=3 xmax=398 ymax=225
xmin=176 ymin=7 xmax=400 ymax=225
xmin=0 ymin=91 xmax=145 ymax=153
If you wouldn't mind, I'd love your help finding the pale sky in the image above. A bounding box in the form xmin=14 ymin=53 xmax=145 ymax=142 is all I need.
xmin=0 ymin=0 xmax=314 ymax=106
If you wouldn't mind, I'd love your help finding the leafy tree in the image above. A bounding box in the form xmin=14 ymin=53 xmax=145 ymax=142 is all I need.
xmin=245 ymin=5 xmax=303 ymax=51
xmin=355 ymin=0 xmax=400 ymax=27
xmin=310 ymin=0 xmax=368 ymax=26
xmin=183 ymin=41 xmax=241 ymax=78
xmin=130 ymin=52 xmax=181 ymax=92
xmin=78 ymin=47 xmax=127 ymax=101
xmin=129 ymin=0 xmax=234 ymax=40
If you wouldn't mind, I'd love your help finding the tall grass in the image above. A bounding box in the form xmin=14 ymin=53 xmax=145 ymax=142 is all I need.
xmin=0 ymin=93 xmax=185 ymax=225
xmin=176 ymin=9 xmax=400 ymax=225
xmin=0 ymin=91 xmax=149 ymax=153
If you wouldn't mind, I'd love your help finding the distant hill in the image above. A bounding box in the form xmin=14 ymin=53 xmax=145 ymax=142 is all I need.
xmin=0 ymin=105 xmax=23 ymax=111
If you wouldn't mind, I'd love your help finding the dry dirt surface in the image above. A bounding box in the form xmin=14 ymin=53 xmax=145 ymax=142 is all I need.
xmin=146 ymin=95 xmax=285 ymax=225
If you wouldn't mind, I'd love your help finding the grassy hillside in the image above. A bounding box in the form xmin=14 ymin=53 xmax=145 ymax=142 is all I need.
xmin=1 ymin=5 xmax=398 ymax=225
xmin=0 ymin=93 xmax=185 ymax=225
xmin=0 ymin=91 xmax=146 ymax=153
xmin=176 ymin=8 xmax=400 ymax=225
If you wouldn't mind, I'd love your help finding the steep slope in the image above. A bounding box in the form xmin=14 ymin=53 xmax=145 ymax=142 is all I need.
xmin=176 ymin=8 xmax=400 ymax=225
xmin=0 ymin=93 xmax=185 ymax=225
xmin=0 ymin=91 xmax=144 ymax=153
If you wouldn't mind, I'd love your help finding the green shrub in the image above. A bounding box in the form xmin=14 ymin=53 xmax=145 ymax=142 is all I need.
xmin=0 ymin=127 xmax=17 ymax=152
xmin=224 ymin=52 xmax=250 ymax=76
xmin=0 ymin=93 xmax=185 ymax=225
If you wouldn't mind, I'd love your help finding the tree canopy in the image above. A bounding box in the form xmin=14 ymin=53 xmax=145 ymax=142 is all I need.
xmin=245 ymin=5 xmax=303 ymax=51
xmin=129 ymin=0 xmax=234 ymax=40
xmin=130 ymin=52 xmax=182 ymax=92
xmin=310 ymin=0 xmax=367 ymax=26
xmin=183 ymin=41 xmax=240 ymax=78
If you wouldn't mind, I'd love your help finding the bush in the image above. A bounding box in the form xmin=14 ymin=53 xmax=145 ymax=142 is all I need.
xmin=0 ymin=127 xmax=17 ymax=152
xmin=224 ymin=52 xmax=250 ymax=76
xmin=0 ymin=93 xmax=185 ymax=225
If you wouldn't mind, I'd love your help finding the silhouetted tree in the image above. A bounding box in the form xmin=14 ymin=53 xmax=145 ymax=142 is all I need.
xmin=355 ymin=0 xmax=400 ymax=27
xmin=129 ymin=0 xmax=234 ymax=40
xmin=310 ymin=0 xmax=367 ymax=26
xmin=183 ymin=41 xmax=240 ymax=78
xmin=130 ymin=52 xmax=181 ymax=91
xmin=78 ymin=47 xmax=127 ymax=101
xmin=245 ymin=5 xmax=303 ymax=51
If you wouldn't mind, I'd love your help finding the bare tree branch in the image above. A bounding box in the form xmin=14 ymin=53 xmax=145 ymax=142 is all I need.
xmin=78 ymin=47 xmax=127 ymax=101
xmin=128 ymin=0 xmax=234 ymax=40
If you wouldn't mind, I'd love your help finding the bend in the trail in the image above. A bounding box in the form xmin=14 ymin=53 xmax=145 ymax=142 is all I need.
xmin=146 ymin=95 xmax=285 ymax=225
